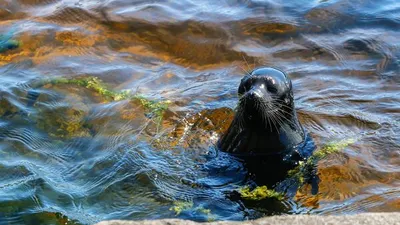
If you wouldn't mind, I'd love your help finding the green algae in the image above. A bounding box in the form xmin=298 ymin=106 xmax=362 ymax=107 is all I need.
xmin=133 ymin=95 xmax=171 ymax=126
xmin=237 ymin=138 xmax=357 ymax=203
xmin=23 ymin=76 xmax=171 ymax=138
xmin=196 ymin=207 xmax=211 ymax=215
xmin=169 ymin=201 xmax=194 ymax=215
xmin=47 ymin=76 xmax=170 ymax=124
xmin=312 ymin=138 xmax=356 ymax=160
xmin=36 ymin=106 xmax=90 ymax=138
xmin=30 ymin=76 xmax=171 ymax=138
xmin=238 ymin=186 xmax=285 ymax=201
xmin=288 ymin=138 xmax=357 ymax=184
xmin=169 ymin=201 xmax=215 ymax=221
xmin=195 ymin=206 xmax=216 ymax=222
xmin=48 ymin=76 xmax=130 ymax=101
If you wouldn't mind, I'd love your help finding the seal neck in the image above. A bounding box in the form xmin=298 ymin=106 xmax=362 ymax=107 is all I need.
xmin=218 ymin=111 xmax=305 ymax=154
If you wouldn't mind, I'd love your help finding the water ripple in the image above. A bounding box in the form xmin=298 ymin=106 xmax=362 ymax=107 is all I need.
xmin=0 ymin=0 xmax=399 ymax=224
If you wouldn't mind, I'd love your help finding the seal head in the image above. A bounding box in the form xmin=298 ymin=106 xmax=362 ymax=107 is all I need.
xmin=218 ymin=67 xmax=305 ymax=156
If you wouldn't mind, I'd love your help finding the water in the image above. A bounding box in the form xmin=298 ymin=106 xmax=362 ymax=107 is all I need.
xmin=0 ymin=0 xmax=399 ymax=224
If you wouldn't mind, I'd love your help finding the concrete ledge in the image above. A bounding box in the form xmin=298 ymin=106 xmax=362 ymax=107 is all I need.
xmin=96 ymin=213 xmax=400 ymax=225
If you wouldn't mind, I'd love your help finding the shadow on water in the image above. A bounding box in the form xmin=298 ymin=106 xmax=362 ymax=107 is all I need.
xmin=0 ymin=0 xmax=399 ymax=224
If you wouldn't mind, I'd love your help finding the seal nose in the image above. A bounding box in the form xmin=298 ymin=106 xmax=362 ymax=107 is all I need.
xmin=247 ymin=88 xmax=264 ymax=100
xmin=246 ymin=90 xmax=259 ymax=102
xmin=248 ymin=90 xmax=257 ymax=98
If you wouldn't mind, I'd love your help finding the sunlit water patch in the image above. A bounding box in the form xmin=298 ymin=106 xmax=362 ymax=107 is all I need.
xmin=0 ymin=0 xmax=399 ymax=224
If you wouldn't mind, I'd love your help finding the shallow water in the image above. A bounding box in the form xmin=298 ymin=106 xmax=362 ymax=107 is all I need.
xmin=0 ymin=0 xmax=399 ymax=224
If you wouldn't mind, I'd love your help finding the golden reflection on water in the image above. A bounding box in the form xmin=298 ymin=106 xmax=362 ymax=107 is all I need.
xmin=0 ymin=0 xmax=399 ymax=224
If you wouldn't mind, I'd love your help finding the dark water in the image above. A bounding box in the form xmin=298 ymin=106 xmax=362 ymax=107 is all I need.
xmin=0 ymin=0 xmax=399 ymax=224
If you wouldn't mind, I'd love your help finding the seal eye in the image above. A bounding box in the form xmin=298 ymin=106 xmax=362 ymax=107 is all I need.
xmin=241 ymin=78 xmax=253 ymax=92
xmin=238 ymin=77 xmax=253 ymax=95
xmin=267 ymin=85 xmax=277 ymax=93
xmin=244 ymin=80 xmax=253 ymax=92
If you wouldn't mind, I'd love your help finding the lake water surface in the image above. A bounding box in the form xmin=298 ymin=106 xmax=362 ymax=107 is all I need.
xmin=0 ymin=0 xmax=399 ymax=224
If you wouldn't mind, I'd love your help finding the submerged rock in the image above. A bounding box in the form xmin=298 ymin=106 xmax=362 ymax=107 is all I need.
xmin=153 ymin=107 xmax=234 ymax=150
xmin=33 ymin=88 xmax=91 ymax=138
xmin=29 ymin=76 xmax=171 ymax=139
xmin=241 ymin=20 xmax=298 ymax=37
xmin=21 ymin=211 xmax=80 ymax=225
xmin=0 ymin=96 xmax=19 ymax=118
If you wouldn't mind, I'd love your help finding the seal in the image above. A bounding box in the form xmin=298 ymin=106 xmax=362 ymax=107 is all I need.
xmin=218 ymin=67 xmax=305 ymax=159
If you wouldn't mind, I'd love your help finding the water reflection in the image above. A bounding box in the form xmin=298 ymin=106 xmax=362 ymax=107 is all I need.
xmin=0 ymin=0 xmax=399 ymax=224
